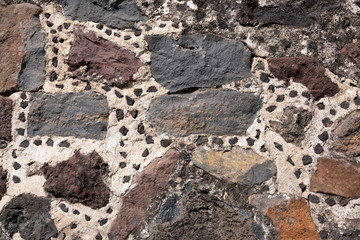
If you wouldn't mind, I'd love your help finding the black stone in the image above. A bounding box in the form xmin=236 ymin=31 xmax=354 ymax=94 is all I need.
xmin=85 ymin=215 xmax=91 ymax=221
xmin=105 ymin=29 xmax=112 ymax=36
xmin=299 ymin=183 xmax=306 ymax=192
xmin=124 ymin=35 xmax=131 ymax=40
xmin=33 ymin=140 xmax=42 ymax=146
xmin=126 ymin=96 xmax=135 ymax=106
xmin=294 ymin=169 xmax=301 ymax=179
xmin=319 ymin=230 xmax=328 ymax=239
xmin=134 ymin=88 xmax=142 ymax=97
xmin=274 ymin=142 xmax=283 ymax=151
xmin=98 ymin=218 xmax=108 ymax=226
xmin=123 ymin=176 xmax=131 ymax=183
xmin=133 ymin=163 xmax=141 ymax=170
xmin=20 ymin=101 xmax=28 ymax=109
xmin=46 ymin=139 xmax=54 ymax=147
xmin=330 ymin=109 xmax=336 ymax=115
xmin=325 ymin=197 xmax=336 ymax=206
xmin=17 ymin=128 xmax=25 ymax=136
xmin=308 ymin=194 xmax=320 ymax=204
xmin=116 ymin=109 xmax=124 ymax=121
xmin=12 ymin=150 xmax=17 ymax=159
xmin=212 ymin=137 xmax=223 ymax=145
xmin=73 ymin=210 xmax=80 ymax=215
xmin=260 ymin=73 xmax=270 ymax=83
xmin=59 ymin=203 xmax=68 ymax=212
xmin=301 ymin=92 xmax=311 ymax=98
xmin=137 ymin=123 xmax=145 ymax=134
xmin=50 ymin=71 xmax=57 ymax=81
xmin=317 ymin=103 xmax=325 ymax=110
xmin=314 ymin=144 xmax=324 ymax=154
xmin=120 ymin=126 xmax=129 ymax=136
xmin=266 ymin=105 xmax=276 ymax=112
xmin=52 ymin=47 xmax=59 ymax=55
xmin=96 ymin=233 xmax=103 ymax=240
xmin=102 ymin=85 xmax=110 ymax=92
xmin=276 ymin=95 xmax=284 ymax=102
xmin=160 ymin=139 xmax=172 ymax=147
xmin=340 ymin=101 xmax=350 ymax=109
xmin=354 ymin=97 xmax=360 ymax=106
xmin=120 ymin=152 xmax=127 ymax=158
xmin=13 ymin=162 xmax=21 ymax=170
xmin=302 ymin=155 xmax=313 ymax=165
xmin=129 ymin=110 xmax=138 ymax=119
xmin=12 ymin=176 xmax=20 ymax=183
xmin=287 ymin=156 xmax=295 ymax=166
xmin=19 ymin=112 xmax=25 ymax=122
xmin=229 ymin=137 xmax=238 ymax=145
xmin=46 ymin=21 xmax=53 ymax=27
xmin=96 ymin=24 xmax=104 ymax=30
xmin=119 ymin=162 xmax=126 ymax=169
xmin=146 ymin=135 xmax=154 ymax=144
xmin=20 ymin=140 xmax=29 ymax=148
xmin=318 ymin=131 xmax=329 ymax=142
xmin=289 ymin=90 xmax=298 ymax=97
xmin=147 ymin=86 xmax=157 ymax=92
xmin=59 ymin=141 xmax=70 ymax=148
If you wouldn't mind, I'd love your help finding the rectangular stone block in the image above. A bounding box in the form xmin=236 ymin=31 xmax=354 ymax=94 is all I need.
xmin=0 ymin=97 xmax=13 ymax=141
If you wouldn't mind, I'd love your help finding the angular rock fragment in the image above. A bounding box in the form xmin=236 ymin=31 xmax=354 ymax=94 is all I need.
xmin=0 ymin=194 xmax=58 ymax=240
xmin=266 ymin=198 xmax=319 ymax=240
xmin=192 ymin=147 xmax=276 ymax=186
xmin=333 ymin=111 xmax=360 ymax=157
xmin=0 ymin=167 xmax=7 ymax=200
xmin=55 ymin=0 xmax=147 ymax=29
xmin=108 ymin=149 xmax=180 ymax=240
xmin=0 ymin=97 xmax=13 ymax=141
xmin=146 ymin=35 xmax=252 ymax=92
xmin=270 ymin=106 xmax=312 ymax=145
xmin=310 ymin=158 xmax=360 ymax=198
xmin=0 ymin=3 xmax=45 ymax=93
xmin=28 ymin=92 xmax=108 ymax=140
xmin=68 ymin=28 xmax=144 ymax=85
xmin=342 ymin=42 xmax=360 ymax=68
xmin=42 ymin=150 xmax=110 ymax=209
xmin=268 ymin=57 xmax=339 ymax=100
xmin=147 ymin=90 xmax=262 ymax=137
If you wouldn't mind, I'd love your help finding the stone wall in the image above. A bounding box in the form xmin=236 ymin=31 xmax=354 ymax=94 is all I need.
xmin=0 ymin=0 xmax=360 ymax=239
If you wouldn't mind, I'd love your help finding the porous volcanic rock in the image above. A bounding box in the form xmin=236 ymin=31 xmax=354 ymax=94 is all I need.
xmin=0 ymin=3 xmax=45 ymax=93
xmin=68 ymin=28 xmax=144 ymax=85
xmin=266 ymin=198 xmax=319 ymax=240
xmin=310 ymin=158 xmax=360 ymax=198
xmin=0 ymin=97 xmax=13 ymax=141
xmin=0 ymin=167 xmax=7 ymax=200
xmin=28 ymin=92 xmax=109 ymax=140
xmin=42 ymin=150 xmax=110 ymax=209
xmin=55 ymin=0 xmax=147 ymax=29
xmin=108 ymin=149 xmax=180 ymax=240
xmin=270 ymin=106 xmax=312 ymax=145
xmin=147 ymin=90 xmax=262 ymax=137
xmin=146 ymin=34 xmax=252 ymax=92
xmin=268 ymin=57 xmax=339 ymax=100
xmin=333 ymin=110 xmax=360 ymax=157
xmin=0 ymin=194 xmax=58 ymax=240
xmin=192 ymin=147 xmax=276 ymax=186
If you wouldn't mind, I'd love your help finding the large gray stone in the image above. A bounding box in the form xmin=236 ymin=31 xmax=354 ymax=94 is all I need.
xmin=28 ymin=92 xmax=109 ymax=140
xmin=147 ymin=90 xmax=262 ymax=137
xmin=146 ymin=34 xmax=252 ymax=92
xmin=55 ymin=0 xmax=147 ymax=29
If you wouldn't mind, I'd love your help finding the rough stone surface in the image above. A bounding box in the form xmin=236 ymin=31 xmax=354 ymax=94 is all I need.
xmin=268 ymin=57 xmax=339 ymax=100
xmin=0 ymin=194 xmax=58 ymax=240
xmin=342 ymin=42 xmax=360 ymax=68
xmin=42 ymin=150 xmax=110 ymax=209
xmin=0 ymin=3 xmax=45 ymax=93
xmin=68 ymin=28 xmax=144 ymax=85
xmin=108 ymin=149 xmax=180 ymax=240
xmin=270 ymin=106 xmax=312 ymax=145
xmin=0 ymin=97 xmax=13 ymax=141
xmin=146 ymin=34 xmax=252 ymax=92
xmin=147 ymin=90 xmax=262 ymax=137
xmin=28 ymin=92 xmax=109 ymax=140
xmin=55 ymin=0 xmax=147 ymax=29
xmin=266 ymin=198 xmax=319 ymax=240
xmin=192 ymin=147 xmax=276 ymax=186
xmin=333 ymin=111 xmax=360 ymax=157
xmin=310 ymin=158 xmax=360 ymax=198
xmin=0 ymin=167 xmax=7 ymax=201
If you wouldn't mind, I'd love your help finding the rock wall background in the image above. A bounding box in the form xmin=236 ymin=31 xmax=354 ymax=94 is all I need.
xmin=0 ymin=0 xmax=360 ymax=239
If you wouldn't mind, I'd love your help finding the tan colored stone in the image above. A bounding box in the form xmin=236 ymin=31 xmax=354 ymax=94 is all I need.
xmin=267 ymin=198 xmax=319 ymax=240
xmin=310 ymin=158 xmax=360 ymax=198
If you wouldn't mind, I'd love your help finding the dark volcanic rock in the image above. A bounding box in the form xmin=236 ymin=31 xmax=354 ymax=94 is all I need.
xmin=0 ymin=194 xmax=58 ymax=240
xmin=41 ymin=150 xmax=110 ymax=209
xmin=342 ymin=42 xmax=360 ymax=68
xmin=0 ymin=97 xmax=13 ymax=141
xmin=68 ymin=28 xmax=144 ymax=85
xmin=108 ymin=149 xmax=180 ymax=240
xmin=0 ymin=3 xmax=45 ymax=93
xmin=147 ymin=90 xmax=262 ymax=137
xmin=268 ymin=57 xmax=339 ymax=100
xmin=146 ymin=34 xmax=252 ymax=92
xmin=270 ymin=106 xmax=312 ymax=145
xmin=55 ymin=0 xmax=147 ymax=29
xmin=0 ymin=167 xmax=7 ymax=200
xmin=28 ymin=92 xmax=108 ymax=140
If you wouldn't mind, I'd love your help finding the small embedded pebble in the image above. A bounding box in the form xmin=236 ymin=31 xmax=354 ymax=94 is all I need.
xmin=50 ymin=71 xmax=57 ymax=81
xmin=257 ymin=61 xmax=265 ymax=70
xmin=287 ymin=156 xmax=295 ymax=166
xmin=274 ymin=142 xmax=283 ymax=151
xmin=123 ymin=176 xmax=131 ymax=183
xmin=96 ymin=233 xmax=103 ymax=240
xmin=59 ymin=141 xmax=70 ymax=148
xmin=318 ymin=132 xmax=329 ymax=142
xmin=134 ymin=88 xmax=142 ymax=97
xmin=33 ymin=140 xmax=42 ymax=146
xmin=301 ymin=92 xmax=310 ymax=98
xmin=63 ymin=22 xmax=71 ymax=29
xmin=133 ymin=43 xmax=139 ymax=48
xmin=289 ymin=90 xmax=298 ymax=97
xmin=12 ymin=150 xmax=17 ymax=159
xmin=116 ymin=109 xmax=124 ymax=121
xmin=119 ymin=162 xmax=126 ymax=168
xmin=17 ymin=128 xmax=25 ymax=136
xmin=85 ymin=215 xmax=91 ymax=221
xmin=20 ymin=92 xmax=27 ymax=99
xmin=268 ymin=85 xmax=275 ymax=93
xmin=102 ymin=85 xmax=110 ymax=92
xmin=260 ymin=145 xmax=267 ymax=152
xmin=126 ymin=96 xmax=135 ymax=106
xmin=119 ymin=141 xmax=125 ymax=147
xmin=340 ymin=101 xmax=350 ymax=109
xmin=20 ymin=140 xmax=29 ymax=148
xmin=325 ymin=197 xmax=336 ymax=206
xmin=146 ymin=135 xmax=154 ymax=144
xmin=317 ymin=103 xmax=325 ymax=110
xmin=314 ymin=144 xmax=324 ymax=154
xmin=107 ymin=208 xmax=113 ymax=214
xmin=120 ymin=152 xmax=127 ymax=158
xmin=213 ymin=137 xmax=223 ymax=145
xmin=294 ymin=169 xmax=301 ymax=179
xmin=134 ymin=30 xmax=142 ymax=36
xmin=59 ymin=203 xmax=68 ymax=212
xmin=44 ymin=12 xmax=51 ymax=18
xmin=52 ymin=57 xmax=58 ymax=67
xmin=229 ymin=137 xmax=238 ymax=145
xmin=322 ymin=118 xmax=333 ymax=127
xmin=276 ymin=95 xmax=284 ymax=102
xmin=308 ymin=194 xmax=320 ymax=204
xmin=13 ymin=175 xmax=20 ymax=183
xmin=72 ymin=81 xmax=79 ymax=86
xmin=147 ymin=86 xmax=157 ymax=92
xmin=260 ymin=73 xmax=270 ymax=83
xmin=105 ymin=29 xmax=112 ymax=36
xmin=266 ymin=105 xmax=276 ymax=112
xmin=46 ymin=21 xmax=53 ymax=27
xmin=354 ymin=97 xmax=360 ymax=105
xmin=115 ymin=90 xmax=123 ymax=98
xmin=19 ymin=112 xmax=26 ymax=122
xmin=46 ymin=138 xmax=54 ymax=147
xmin=120 ymin=126 xmax=129 ymax=136
xmin=302 ymin=155 xmax=313 ymax=165
xmin=318 ymin=215 xmax=325 ymax=223
xmin=330 ymin=109 xmax=336 ymax=115
xmin=73 ymin=210 xmax=80 ymax=215
xmin=196 ymin=136 xmax=208 ymax=146
xmin=160 ymin=139 xmax=172 ymax=147
xmin=159 ymin=23 xmax=166 ymax=28
xmin=57 ymin=25 xmax=63 ymax=31
xmin=133 ymin=164 xmax=141 ymax=170
xmin=70 ymin=223 xmax=77 ymax=229
xmin=299 ymin=183 xmax=306 ymax=192
xmin=129 ymin=110 xmax=138 ymax=119
xmin=246 ymin=138 xmax=255 ymax=146
xmin=137 ymin=123 xmax=145 ymax=134
xmin=319 ymin=230 xmax=328 ymax=239
xmin=124 ymin=35 xmax=131 ymax=40
xmin=56 ymin=84 xmax=64 ymax=89
xmin=255 ymin=129 xmax=261 ymax=139
xmin=84 ymin=83 xmax=91 ymax=90
xmin=99 ymin=218 xmax=108 ymax=226
xmin=96 ymin=24 xmax=103 ymax=29
xmin=52 ymin=47 xmax=59 ymax=55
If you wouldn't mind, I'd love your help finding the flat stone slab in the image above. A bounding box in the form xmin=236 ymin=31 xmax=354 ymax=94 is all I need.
xmin=55 ymin=0 xmax=147 ymax=29
xmin=28 ymin=92 xmax=109 ymax=140
xmin=147 ymin=90 xmax=262 ymax=137
xmin=146 ymin=34 xmax=252 ymax=92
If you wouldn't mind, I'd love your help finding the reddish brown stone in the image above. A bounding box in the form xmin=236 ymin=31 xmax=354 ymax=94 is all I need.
xmin=68 ymin=28 xmax=144 ymax=86
xmin=0 ymin=97 xmax=12 ymax=141
xmin=266 ymin=198 xmax=319 ymax=240
xmin=310 ymin=158 xmax=360 ymax=198
xmin=108 ymin=149 xmax=180 ymax=240
xmin=268 ymin=57 xmax=339 ymax=100
xmin=42 ymin=150 xmax=110 ymax=209
xmin=342 ymin=42 xmax=360 ymax=68
xmin=0 ymin=166 xmax=7 ymax=200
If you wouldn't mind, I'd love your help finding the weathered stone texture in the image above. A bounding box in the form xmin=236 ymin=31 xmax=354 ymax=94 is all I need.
xmin=147 ymin=90 xmax=262 ymax=137
xmin=42 ymin=150 xmax=110 ymax=209
xmin=333 ymin=111 xmax=360 ymax=157
xmin=108 ymin=149 xmax=180 ymax=240
xmin=146 ymin=34 xmax=252 ymax=92
xmin=192 ymin=147 xmax=276 ymax=186
xmin=268 ymin=57 xmax=339 ymax=100
xmin=0 ymin=3 xmax=45 ymax=93
xmin=0 ymin=167 xmax=7 ymax=201
xmin=310 ymin=158 xmax=360 ymax=198
xmin=266 ymin=198 xmax=319 ymax=240
xmin=270 ymin=106 xmax=312 ymax=145
xmin=0 ymin=97 xmax=13 ymax=141
xmin=342 ymin=42 xmax=360 ymax=68
xmin=68 ymin=28 xmax=144 ymax=85
xmin=0 ymin=194 xmax=58 ymax=240
xmin=28 ymin=92 xmax=109 ymax=140
xmin=55 ymin=0 xmax=147 ymax=29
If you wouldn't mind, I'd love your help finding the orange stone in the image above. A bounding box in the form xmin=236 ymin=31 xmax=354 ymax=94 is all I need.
xmin=266 ymin=198 xmax=319 ymax=240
